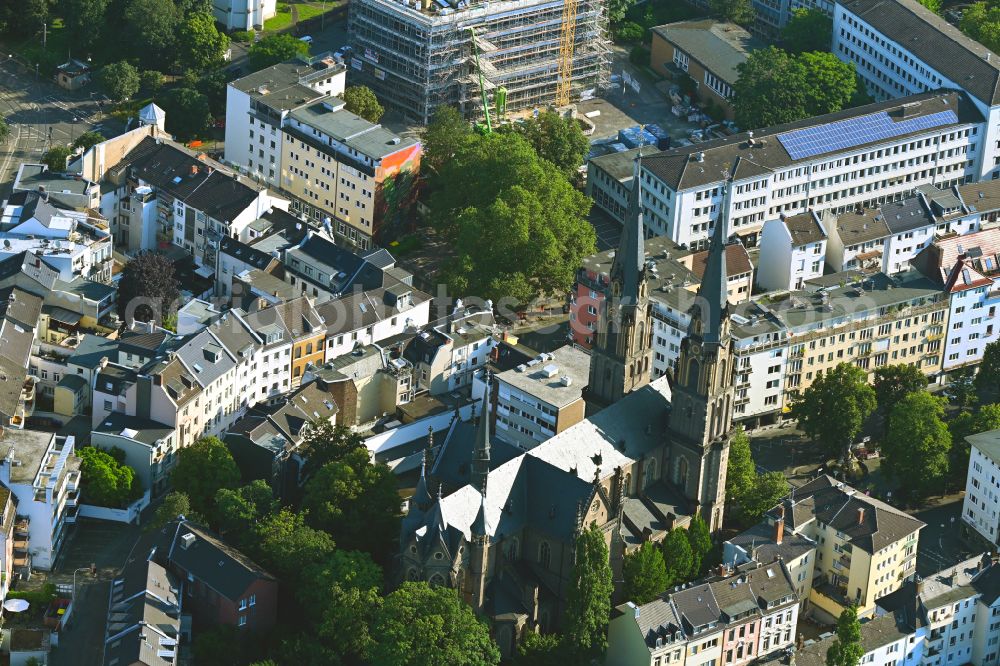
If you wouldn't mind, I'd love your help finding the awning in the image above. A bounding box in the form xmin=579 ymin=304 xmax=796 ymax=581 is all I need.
xmin=43 ymin=306 xmax=83 ymax=326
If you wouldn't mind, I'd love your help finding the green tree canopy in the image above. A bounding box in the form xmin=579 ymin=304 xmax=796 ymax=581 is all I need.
xmin=300 ymin=420 xmax=366 ymax=478
xmin=99 ymin=61 xmax=141 ymax=103
xmin=606 ymin=0 xmax=636 ymax=24
xmin=159 ymin=87 xmax=212 ymax=139
xmin=79 ymin=447 xmax=142 ymax=507
xmin=883 ymin=391 xmax=951 ymax=498
xmin=515 ymin=632 xmax=569 ymax=666
xmin=501 ymin=109 xmax=590 ymax=178
xmin=661 ymin=527 xmax=694 ymax=586
xmin=169 ymin=436 xmax=240 ymax=516
xmin=421 ymin=106 xmax=474 ymax=174
xmin=725 ymin=429 xmax=755 ymax=504
xmin=140 ymin=70 xmax=165 ymax=94
xmin=41 ymin=146 xmax=71 ymax=173
xmin=371 ymin=582 xmax=500 ymax=666
xmin=431 ymin=132 xmax=595 ymax=305
xmin=738 ymin=471 xmax=789 ymax=525
xmin=249 ymin=508 xmax=336 ymax=591
xmin=976 ymin=340 xmax=1000 ymax=397
xmin=686 ymin=514 xmax=713 ymax=577
xmin=623 ymin=542 xmax=669 ymax=604
xmin=826 ymin=605 xmax=865 ymax=666
xmin=301 ymin=447 xmax=401 ymax=557
xmin=249 ymin=33 xmax=309 ymax=71
xmin=710 ymin=0 xmax=754 ymax=27
xmin=213 ymin=480 xmax=276 ymax=540
xmin=124 ymin=0 xmax=180 ymax=68
xmin=874 ymin=364 xmax=927 ymax=415
xmin=733 ymin=47 xmax=859 ymax=131
xmin=791 ymin=362 xmax=876 ymax=461
xmin=116 ymin=251 xmax=180 ymax=325
xmin=73 ymin=131 xmax=105 ymax=152
xmin=950 ymin=368 xmax=979 ymax=409
xmin=917 ymin=0 xmax=941 ymax=11
xmin=60 ymin=0 xmax=108 ymax=48
xmin=149 ymin=491 xmax=192 ymax=530
xmin=781 ymin=8 xmax=833 ymax=53
xmin=176 ymin=11 xmax=230 ymax=72
xmin=343 ymin=85 xmax=385 ymax=123
xmin=564 ymin=523 xmax=614 ymax=657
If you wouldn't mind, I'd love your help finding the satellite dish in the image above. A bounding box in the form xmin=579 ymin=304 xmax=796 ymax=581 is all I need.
xmin=3 ymin=599 xmax=29 ymax=612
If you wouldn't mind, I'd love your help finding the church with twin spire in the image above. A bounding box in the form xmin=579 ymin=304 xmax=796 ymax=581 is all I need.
xmin=397 ymin=155 xmax=736 ymax=655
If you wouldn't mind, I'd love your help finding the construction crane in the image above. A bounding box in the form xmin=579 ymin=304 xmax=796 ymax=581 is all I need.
xmin=555 ymin=0 xmax=578 ymax=107
xmin=469 ymin=27 xmax=493 ymax=134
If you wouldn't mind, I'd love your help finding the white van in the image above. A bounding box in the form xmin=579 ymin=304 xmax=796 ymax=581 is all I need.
xmin=299 ymin=35 xmax=313 ymax=44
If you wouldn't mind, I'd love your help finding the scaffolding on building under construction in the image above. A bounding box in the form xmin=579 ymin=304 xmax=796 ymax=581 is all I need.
xmin=348 ymin=0 xmax=611 ymax=124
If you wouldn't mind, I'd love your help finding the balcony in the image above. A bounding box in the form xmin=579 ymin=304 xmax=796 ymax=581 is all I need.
xmin=64 ymin=489 xmax=79 ymax=508
xmin=15 ymin=517 xmax=29 ymax=536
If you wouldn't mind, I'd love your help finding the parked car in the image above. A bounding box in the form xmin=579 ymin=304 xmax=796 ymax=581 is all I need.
xmin=299 ymin=35 xmax=314 ymax=44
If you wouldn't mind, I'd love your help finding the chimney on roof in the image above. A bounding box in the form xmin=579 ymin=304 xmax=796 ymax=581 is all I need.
xmin=190 ymin=164 xmax=199 ymax=176
xmin=915 ymin=576 xmax=924 ymax=595
xmin=857 ymin=507 xmax=865 ymax=525
xmin=775 ymin=505 xmax=784 ymax=545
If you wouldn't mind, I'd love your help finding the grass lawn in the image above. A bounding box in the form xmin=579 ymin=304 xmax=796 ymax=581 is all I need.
xmin=264 ymin=1 xmax=340 ymax=32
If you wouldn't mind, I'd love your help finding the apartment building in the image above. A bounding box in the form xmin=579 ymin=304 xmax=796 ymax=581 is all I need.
xmin=0 ymin=191 xmax=112 ymax=283
xmin=213 ymin=0 xmax=276 ymax=30
xmin=403 ymin=306 xmax=497 ymax=395
xmin=0 ymin=430 xmax=81 ymax=571
xmin=725 ymin=476 xmax=924 ymax=622
xmin=491 ymin=345 xmax=590 ymax=451
xmin=12 ymin=163 xmax=100 ymax=211
xmin=102 ymin=558 xmax=182 ymax=666
xmin=834 ymin=0 xmax=1000 ymax=181
xmin=757 ymin=212 xmax=828 ymax=291
xmin=629 ymin=90 xmax=982 ymax=250
xmin=92 ymin=412 xmax=176 ymax=495
xmin=225 ymin=54 xmax=346 ymax=185
xmin=649 ymin=21 xmax=762 ymax=120
xmin=588 ymin=146 xmax=663 ymax=224
xmin=304 ymin=344 xmax=412 ymax=428
xmin=280 ymin=99 xmax=421 ymax=248
xmin=962 ymin=429 xmax=1000 ymax=546
xmin=318 ymin=283 xmax=431 ymax=361
xmin=606 ymin=562 xmax=799 ymax=666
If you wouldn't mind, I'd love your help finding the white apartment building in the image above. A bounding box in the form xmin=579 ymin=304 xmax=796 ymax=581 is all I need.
xmin=757 ymin=212 xmax=828 ymax=291
xmin=403 ymin=307 xmax=498 ymax=395
xmin=224 ymin=55 xmax=346 ymax=186
xmin=213 ymin=0 xmax=276 ymax=31
xmin=318 ymin=284 xmax=431 ymax=362
xmin=963 ymin=430 xmax=1000 ymax=546
xmin=0 ymin=431 xmax=81 ymax=571
xmin=634 ymin=90 xmax=982 ymax=250
xmin=834 ymin=0 xmax=1000 ymax=181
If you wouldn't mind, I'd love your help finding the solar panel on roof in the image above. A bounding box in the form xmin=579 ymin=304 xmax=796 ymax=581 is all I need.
xmin=777 ymin=110 xmax=959 ymax=160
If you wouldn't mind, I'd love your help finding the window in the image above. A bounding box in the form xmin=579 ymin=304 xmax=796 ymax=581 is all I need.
xmin=238 ymin=615 xmax=247 ymax=627
xmin=539 ymin=541 xmax=551 ymax=568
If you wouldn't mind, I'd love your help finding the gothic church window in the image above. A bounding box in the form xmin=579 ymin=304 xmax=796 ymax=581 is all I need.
xmin=429 ymin=573 xmax=445 ymax=586
xmin=539 ymin=541 xmax=551 ymax=569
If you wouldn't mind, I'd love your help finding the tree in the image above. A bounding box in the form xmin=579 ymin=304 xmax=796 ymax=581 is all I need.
xmin=738 ymin=472 xmax=789 ymax=525
xmin=622 ymin=542 xmax=669 ymax=604
xmin=502 ymin=109 xmax=590 ymax=178
xmin=7 ymin=0 xmax=49 ymax=35
xmin=950 ymin=368 xmax=979 ymax=409
xmin=733 ymin=47 xmax=858 ymax=131
xmin=72 ymin=131 xmax=105 ymax=152
xmin=124 ymin=0 xmax=180 ymax=68
xmin=917 ymin=0 xmax=941 ymax=11
xmin=564 ymin=523 xmax=613 ymax=657
xmin=421 ymin=105 xmax=474 ymax=174
xmin=791 ymin=362 xmax=876 ymax=462
xmin=371 ymin=582 xmax=500 ymax=666
xmin=213 ymin=480 xmax=276 ymax=539
xmin=976 ymin=340 xmax=1000 ymax=397
xmin=192 ymin=625 xmax=251 ymax=666
xmin=431 ymin=132 xmax=595 ymax=305
xmin=826 ymin=605 xmax=865 ymax=666
xmin=883 ymin=391 xmax=951 ymax=498
xmin=963 ymin=2 xmax=1000 ymax=52
xmin=249 ymin=33 xmax=308 ymax=71
xmin=782 ymin=8 xmax=833 ymax=54
xmin=874 ymin=364 xmax=927 ymax=417
xmin=343 ymin=85 xmax=384 ymax=123
xmin=98 ymin=61 xmax=140 ymax=103
xmin=725 ymin=429 xmax=755 ymax=505
xmin=300 ymin=420 xmax=366 ymax=479
xmin=249 ymin=508 xmax=335 ymax=590
xmin=41 ymin=146 xmax=72 ymax=173
xmin=605 ymin=0 xmax=635 ymax=24
xmin=140 ymin=70 xmax=164 ymax=94
xmin=710 ymin=0 xmax=754 ymax=27
xmin=169 ymin=437 xmax=240 ymax=516
xmin=149 ymin=491 xmax=191 ymax=530
xmin=661 ymin=527 xmax=694 ymax=586
xmin=686 ymin=514 xmax=713 ymax=577
xmin=515 ymin=632 xmax=569 ymax=666
xmin=79 ymin=447 xmax=141 ymax=507
xmin=301 ymin=448 xmax=401 ymax=557
xmin=117 ymin=251 xmax=180 ymax=325
xmin=159 ymin=87 xmax=212 ymax=140
xmin=61 ymin=0 xmax=108 ymax=48
xmin=176 ymin=11 xmax=230 ymax=72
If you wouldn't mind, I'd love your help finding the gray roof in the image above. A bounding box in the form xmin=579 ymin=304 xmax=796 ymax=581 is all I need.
xmin=288 ymin=102 xmax=419 ymax=161
xmin=230 ymin=53 xmax=345 ymax=111
xmin=795 ymin=612 xmax=911 ymax=666
xmin=835 ymin=208 xmax=893 ymax=246
xmin=783 ymin=212 xmax=827 ymax=246
xmin=967 ymin=429 xmax=1000 ymax=468
xmin=173 ymin=330 xmax=237 ymax=389
xmin=94 ymin=411 xmax=175 ymax=446
xmin=167 ymin=521 xmax=276 ymax=600
xmin=881 ymin=196 xmax=936 ymax=234
xmin=494 ymin=345 xmax=589 ymax=409
xmin=68 ymin=333 xmax=117 ymax=370
xmin=839 ymin=0 xmax=1000 ymax=106
xmin=589 ymin=145 xmax=662 ymax=183
xmin=0 ymin=428 xmax=57 ymax=484
xmin=53 ymin=276 xmax=116 ymax=302
xmin=651 ymin=20 xmax=763 ymax=85
xmin=643 ymin=91 xmax=981 ymax=191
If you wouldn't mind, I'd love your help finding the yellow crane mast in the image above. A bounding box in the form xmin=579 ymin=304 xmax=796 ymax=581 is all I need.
xmin=555 ymin=0 xmax=578 ymax=107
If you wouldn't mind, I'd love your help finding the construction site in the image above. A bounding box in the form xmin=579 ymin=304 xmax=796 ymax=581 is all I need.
xmin=348 ymin=0 xmax=611 ymax=124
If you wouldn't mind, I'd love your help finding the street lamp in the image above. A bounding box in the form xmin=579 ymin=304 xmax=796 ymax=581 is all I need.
xmin=72 ymin=563 xmax=96 ymax=601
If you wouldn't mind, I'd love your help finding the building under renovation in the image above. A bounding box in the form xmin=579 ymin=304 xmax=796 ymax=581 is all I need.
xmin=348 ymin=0 xmax=611 ymax=124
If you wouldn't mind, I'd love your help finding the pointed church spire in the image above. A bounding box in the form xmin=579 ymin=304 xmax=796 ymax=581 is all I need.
xmin=694 ymin=179 xmax=731 ymax=344
xmin=471 ymin=394 xmax=491 ymax=493
xmin=412 ymin=453 xmax=433 ymax=513
xmin=613 ymin=153 xmax=647 ymax=309
xmin=471 ymin=490 xmax=489 ymax=540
